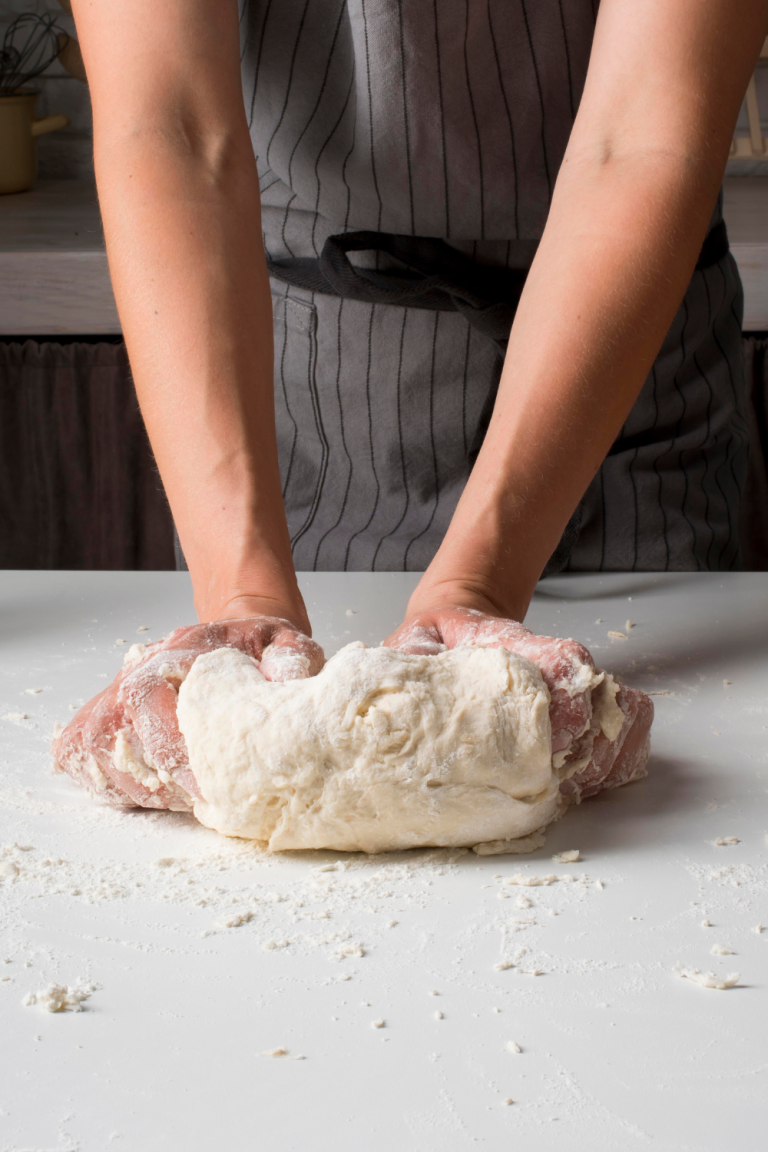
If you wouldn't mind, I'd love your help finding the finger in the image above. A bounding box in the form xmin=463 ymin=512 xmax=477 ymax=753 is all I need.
xmin=597 ymin=686 xmax=653 ymax=791
xmin=566 ymin=685 xmax=652 ymax=800
xmin=259 ymin=626 xmax=325 ymax=682
xmin=52 ymin=684 xmax=136 ymax=808
xmin=383 ymin=616 xmax=446 ymax=655
xmin=119 ymin=648 xmax=201 ymax=797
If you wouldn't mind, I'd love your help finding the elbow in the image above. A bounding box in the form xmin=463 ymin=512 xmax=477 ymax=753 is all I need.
xmin=95 ymin=107 xmax=253 ymax=187
xmin=562 ymin=128 xmax=729 ymax=186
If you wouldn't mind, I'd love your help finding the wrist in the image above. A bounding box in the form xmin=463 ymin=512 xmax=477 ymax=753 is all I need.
xmin=208 ymin=590 xmax=311 ymax=633
xmin=406 ymin=575 xmax=530 ymax=625
xmin=190 ymin=550 xmax=309 ymax=633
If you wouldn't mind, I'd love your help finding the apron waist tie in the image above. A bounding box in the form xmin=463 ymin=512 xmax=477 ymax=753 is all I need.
xmin=267 ymin=219 xmax=730 ymax=349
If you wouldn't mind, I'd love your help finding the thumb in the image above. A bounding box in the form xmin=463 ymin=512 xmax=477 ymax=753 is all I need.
xmin=259 ymin=629 xmax=325 ymax=682
xmin=383 ymin=616 xmax=446 ymax=655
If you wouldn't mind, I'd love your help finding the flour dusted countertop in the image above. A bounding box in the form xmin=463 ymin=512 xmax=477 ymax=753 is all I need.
xmin=1 ymin=571 xmax=766 ymax=1151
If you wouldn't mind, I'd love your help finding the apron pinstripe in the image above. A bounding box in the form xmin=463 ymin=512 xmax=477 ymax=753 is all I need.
xmin=238 ymin=0 xmax=748 ymax=573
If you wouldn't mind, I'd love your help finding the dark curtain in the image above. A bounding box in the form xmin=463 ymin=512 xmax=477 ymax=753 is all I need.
xmin=0 ymin=336 xmax=766 ymax=571
xmin=0 ymin=340 xmax=174 ymax=569
xmin=740 ymin=337 xmax=768 ymax=571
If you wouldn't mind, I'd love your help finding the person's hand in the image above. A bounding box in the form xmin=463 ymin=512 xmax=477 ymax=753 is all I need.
xmin=385 ymin=607 xmax=653 ymax=802
xmin=53 ymin=617 xmax=324 ymax=811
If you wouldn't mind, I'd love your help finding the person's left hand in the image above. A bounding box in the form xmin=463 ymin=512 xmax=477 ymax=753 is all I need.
xmin=385 ymin=607 xmax=653 ymax=801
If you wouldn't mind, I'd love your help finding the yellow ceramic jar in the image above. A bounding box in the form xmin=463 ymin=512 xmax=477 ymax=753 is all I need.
xmin=0 ymin=89 xmax=69 ymax=195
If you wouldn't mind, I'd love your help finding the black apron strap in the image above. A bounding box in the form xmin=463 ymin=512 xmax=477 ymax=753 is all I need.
xmin=268 ymin=232 xmax=526 ymax=349
xmin=268 ymin=220 xmax=730 ymax=349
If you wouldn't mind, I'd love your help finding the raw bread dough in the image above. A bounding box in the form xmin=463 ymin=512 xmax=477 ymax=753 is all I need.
xmin=177 ymin=641 xmax=621 ymax=854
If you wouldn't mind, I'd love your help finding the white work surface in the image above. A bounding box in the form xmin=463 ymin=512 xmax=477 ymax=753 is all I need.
xmin=1 ymin=571 xmax=766 ymax=1152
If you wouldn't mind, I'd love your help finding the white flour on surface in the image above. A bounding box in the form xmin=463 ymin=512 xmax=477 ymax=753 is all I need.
xmin=23 ymin=981 xmax=97 ymax=1012
xmin=675 ymin=966 xmax=740 ymax=990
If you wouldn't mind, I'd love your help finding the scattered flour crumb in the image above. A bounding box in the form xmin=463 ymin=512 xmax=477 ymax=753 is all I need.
xmin=137 ymin=625 xmax=148 ymax=632
xmin=506 ymin=1041 xmax=522 ymax=1054
xmin=595 ymin=879 xmax=605 ymax=890
xmin=494 ymin=961 xmax=515 ymax=972
xmin=701 ymin=919 xmax=712 ymax=928
xmin=675 ymin=966 xmax=740 ymax=990
xmin=755 ymin=924 xmax=764 ymax=934
xmin=713 ymin=837 xmax=740 ymax=846
xmin=261 ymin=1047 xmax=289 ymax=1057
xmin=387 ymin=920 xmax=398 ymax=928
xmin=124 ymin=643 xmax=146 ymax=666
xmin=331 ymin=942 xmax=365 ymax=960
xmin=434 ymin=1011 xmax=444 ymax=1020
xmin=552 ymin=850 xmax=580 ymax=863
xmin=371 ymin=1019 xmax=385 ymax=1029
xmin=711 ymin=944 xmax=736 ymax=955
xmin=626 ymin=620 xmax=635 ymax=629
xmin=473 ymin=831 xmax=547 ymax=856
xmin=0 ymin=862 xmax=18 ymax=882
xmin=346 ymin=609 xmax=357 ymax=616
xmin=114 ymin=639 xmax=126 ymax=646
xmin=608 ymin=631 xmax=627 ymax=640
xmin=503 ymin=1098 xmax=514 ymax=1106
xmin=515 ymin=894 xmax=532 ymax=909
xmin=262 ymin=939 xmax=290 ymax=951
xmin=723 ymin=679 xmax=731 ymax=685
xmin=23 ymin=982 xmax=97 ymax=1012
xmin=503 ymin=873 xmax=558 ymax=887
xmin=4 ymin=712 xmax=29 ymax=722
xmin=24 ymin=688 xmax=43 ymax=695
xmin=218 ymin=911 xmax=253 ymax=929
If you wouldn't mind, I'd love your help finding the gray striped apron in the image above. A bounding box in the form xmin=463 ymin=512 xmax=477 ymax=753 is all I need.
xmin=239 ymin=0 xmax=748 ymax=573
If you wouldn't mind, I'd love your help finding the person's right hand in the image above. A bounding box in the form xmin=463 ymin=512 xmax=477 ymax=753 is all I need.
xmin=53 ymin=617 xmax=324 ymax=811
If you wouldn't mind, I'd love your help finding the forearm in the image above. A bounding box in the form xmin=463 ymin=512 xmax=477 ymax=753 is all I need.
xmin=95 ymin=136 xmax=299 ymax=624
xmin=416 ymin=151 xmax=721 ymax=620
xmin=72 ymin=0 xmax=303 ymax=626
xmin=415 ymin=0 xmax=767 ymax=623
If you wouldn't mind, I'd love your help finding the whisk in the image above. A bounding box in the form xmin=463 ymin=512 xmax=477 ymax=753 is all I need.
xmin=0 ymin=12 xmax=67 ymax=95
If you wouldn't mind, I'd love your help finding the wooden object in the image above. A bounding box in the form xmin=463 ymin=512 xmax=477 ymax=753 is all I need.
xmin=731 ymin=37 xmax=768 ymax=159
xmin=0 ymin=179 xmax=119 ymax=334
xmin=723 ymin=176 xmax=768 ymax=331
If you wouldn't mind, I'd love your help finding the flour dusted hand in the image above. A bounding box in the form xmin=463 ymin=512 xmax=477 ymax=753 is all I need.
xmin=52 ymin=618 xmax=324 ymax=811
xmin=385 ymin=608 xmax=653 ymax=805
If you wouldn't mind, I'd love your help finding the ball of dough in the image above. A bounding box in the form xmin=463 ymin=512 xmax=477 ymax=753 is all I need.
xmin=176 ymin=642 xmax=560 ymax=853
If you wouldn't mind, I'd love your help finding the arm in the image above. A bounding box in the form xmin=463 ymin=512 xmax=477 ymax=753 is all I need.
xmin=71 ymin=0 xmax=305 ymax=629
xmin=406 ymin=0 xmax=768 ymax=625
